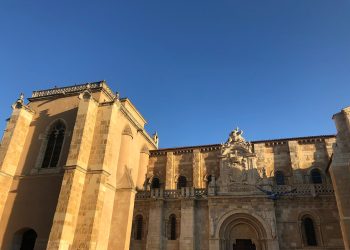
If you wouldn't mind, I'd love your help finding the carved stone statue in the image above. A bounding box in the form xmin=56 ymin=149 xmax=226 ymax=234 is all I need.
xmin=115 ymin=92 xmax=120 ymax=100
xmin=12 ymin=92 xmax=25 ymax=109
xmin=19 ymin=93 xmax=24 ymax=102
xmin=152 ymin=132 xmax=159 ymax=146
xmin=217 ymin=128 xmax=260 ymax=193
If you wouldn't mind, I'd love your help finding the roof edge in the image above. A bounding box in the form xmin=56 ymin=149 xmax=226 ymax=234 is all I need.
xmin=151 ymin=134 xmax=336 ymax=154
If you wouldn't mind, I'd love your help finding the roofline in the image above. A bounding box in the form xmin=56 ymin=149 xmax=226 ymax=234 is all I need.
xmin=150 ymin=134 xmax=336 ymax=154
xmin=251 ymin=134 xmax=335 ymax=144
xmin=28 ymin=80 xmax=116 ymax=101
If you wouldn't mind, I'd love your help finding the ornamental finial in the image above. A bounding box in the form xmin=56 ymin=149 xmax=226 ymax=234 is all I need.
xmin=19 ymin=93 xmax=24 ymax=103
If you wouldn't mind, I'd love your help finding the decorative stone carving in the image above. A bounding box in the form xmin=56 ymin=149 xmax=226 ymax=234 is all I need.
xmin=12 ymin=93 xmax=24 ymax=109
xmin=115 ymin=91 xmax=120 ymax=100
xmin=152 ymin=132 xmax=159 ymax=146
xmin=31 ymin=81 xmax=116 ymax=100
xmin=217 ymin=128 xmax=261 ymax=194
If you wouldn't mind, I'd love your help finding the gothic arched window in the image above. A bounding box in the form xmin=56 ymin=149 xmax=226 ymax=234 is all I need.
xmin=302 ymin=217 xmax=317 ymax=246
xmin=177 ymin=176 xmax=187 ymax=189
xmin=135 ymin=215 xmax=143 ymax=240
xmin=41 ymin=121 xmax=66 ymax=168
xmin=311 ymin=169 xmax=322 ymax=184
xmin=169 ymin=214 xmax=177 ymax=240
xmin=151 ymin=177 xmax=160 ymax=189
xmin=275 ymin=171 xmax=285 ymax=185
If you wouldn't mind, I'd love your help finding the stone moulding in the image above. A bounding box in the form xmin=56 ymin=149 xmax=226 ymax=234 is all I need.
xmin=135 ymin=184 xmax=334 ymax=201
xmin=29 ymin=81 xmax=116 ymax=101
xmin=149 ymin=135 xmax=335 ymax=156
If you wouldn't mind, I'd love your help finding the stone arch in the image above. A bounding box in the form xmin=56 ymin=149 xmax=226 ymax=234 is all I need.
xmin=34 ymin=118 xmax=68 ymax=170
xmin=176 ymin=175 xmax=187 ymax=189
xmin=297 ymin=211 xmax=323 ymax=247
xmin=12 ymin=227 xmax=37 ymax=250
xmin=214 ymin=211 xmax=273 ymax=250
xmin=308 ymin=167 xmax=324 ymax=184
xmin=150 ymin=175 xmax=161 ymax=189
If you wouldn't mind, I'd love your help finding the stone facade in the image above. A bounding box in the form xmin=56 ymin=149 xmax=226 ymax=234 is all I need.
xmin=0 ymin=81 xmax=348 ymax=250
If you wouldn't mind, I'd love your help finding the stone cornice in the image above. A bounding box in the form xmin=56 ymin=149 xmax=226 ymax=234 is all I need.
xmin=252 ymin=135 xmax=336 ymax=146
xmin=28 ymin=81 xmax=115 ymax=101
xmin=150 ymin=135 xmax=336 ymax=156
xmin=150 ymin=144 xmax=221 ymax=156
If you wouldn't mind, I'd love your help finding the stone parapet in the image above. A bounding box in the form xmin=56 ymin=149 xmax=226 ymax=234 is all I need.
xmin=136 ymin=184 xmax=334 ymax=202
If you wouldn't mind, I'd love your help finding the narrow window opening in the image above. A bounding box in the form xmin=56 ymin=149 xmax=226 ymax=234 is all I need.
xmin=20 ymin=229 xmax=37 ymax=250
xmin=177 ymin=176 xmax=187 ymax=189
xmin=42 ymin=121 xmax=65 ymax=168
xmin=135 ymin=215 xmax=143 ymax=240
xmin=303 ymin=217 xmax=317 ymax=246
xmin=169 ymin=214 xmax=177 ymax=240
xmin=275 ymin=171 xmax=285 ymax=185
xmin=151 ymin=177 xmax=160 ymax=189
xmin=311 ymin=169 xmax=322 ymax=184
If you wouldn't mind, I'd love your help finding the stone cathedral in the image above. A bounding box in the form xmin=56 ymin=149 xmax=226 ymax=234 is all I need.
xmin=0 ymin=82 xmax=349 ymax=250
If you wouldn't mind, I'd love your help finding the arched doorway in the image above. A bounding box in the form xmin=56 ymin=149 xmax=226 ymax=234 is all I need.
xmin=13 ymin=228 xmax=37 ymax=250
xmin=233 ymin=239 xmax=256 ymax=250
xmin=218 ymin=213 xmax=269 ymax=250
xmin=20 ymin=229 xmax=37 ymax=249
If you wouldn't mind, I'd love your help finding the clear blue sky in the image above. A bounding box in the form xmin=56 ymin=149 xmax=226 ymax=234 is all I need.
xmin=1 ymin=0 xmax=349 ymax=148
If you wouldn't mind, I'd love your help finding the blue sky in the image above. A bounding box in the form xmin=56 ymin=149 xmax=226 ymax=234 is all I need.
xmin=1 ymin=0 xmax=349 ymax=148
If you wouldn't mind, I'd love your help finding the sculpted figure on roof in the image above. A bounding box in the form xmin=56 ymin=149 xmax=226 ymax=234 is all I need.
xmin=222 ymin=127 xmax=252 ymax=155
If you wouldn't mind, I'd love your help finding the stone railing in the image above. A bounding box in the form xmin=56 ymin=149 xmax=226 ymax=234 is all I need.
xmin=31 ymin=81 xmax=116 ymax=100
xmin=273 ymin=184 xmax=334 ymax=196
xmin=136 ymin=187 xmax=207 ymax=200
xmin=136 ymin=184 xmax=333 ymax=200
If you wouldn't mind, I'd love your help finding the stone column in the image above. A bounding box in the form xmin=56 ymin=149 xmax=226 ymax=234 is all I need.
xmin=71 ymin=101 xmax=120 ymax=249
xmin=71 ymin=171 xmax=109 ymax=249
xmin=165 ymin=152 xmax=174 ymax=189
xmin=108 ymin=125 xmax=135 ymax=250
xmin=47 ymin=91 xmax=98 ymax=249
xmin=330 ymin=107 xmax=350 ymax=249
xmin=180 ymin=199 xmax=195 ymax=250
xmin=136 ymin=146 xmax=150 ymax=189
xmin=146 ymin=200 xmax=164 ymax=250
xmin=0 ymin=101 xmax=33 ymax=221
xmin=192 ymin=149 xmax=202 ymax=188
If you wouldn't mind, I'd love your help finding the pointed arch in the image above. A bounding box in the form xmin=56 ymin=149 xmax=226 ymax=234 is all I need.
xmin=41 ymin=119 xmax=66 ymax=168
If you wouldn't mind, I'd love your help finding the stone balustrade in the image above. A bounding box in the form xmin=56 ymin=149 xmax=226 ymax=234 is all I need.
xmin=272 ymin=184 xmax=334 ymax=196
xmin=136 ymin=184 xmax=333 ymax=200
xmin=136 ymin=187 xmax=207 ymax=200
